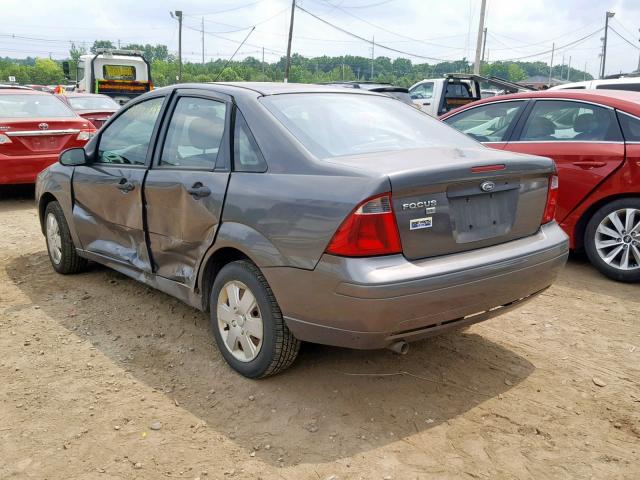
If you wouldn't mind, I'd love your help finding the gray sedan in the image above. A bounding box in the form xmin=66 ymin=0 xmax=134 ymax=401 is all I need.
xmin=35 ymin=82 xmax=569 ymax=378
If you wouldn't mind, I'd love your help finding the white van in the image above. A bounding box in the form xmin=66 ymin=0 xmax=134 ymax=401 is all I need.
xmin=549 ymin=76 xmax=640 ymax=92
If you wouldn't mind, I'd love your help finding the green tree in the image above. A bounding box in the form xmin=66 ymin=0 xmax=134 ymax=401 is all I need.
xmin=90 ymin=40 xmax=116 ymax=54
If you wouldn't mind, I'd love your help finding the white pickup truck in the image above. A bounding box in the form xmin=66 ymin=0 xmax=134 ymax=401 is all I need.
xmin=409 ymin=74 xmax=532 ymax=117
xmin=64 ymin=49 xmax=152 ymax=105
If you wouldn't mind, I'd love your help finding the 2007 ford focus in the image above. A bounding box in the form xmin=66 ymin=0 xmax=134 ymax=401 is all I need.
xmin=36 ymin=83 xmax=569 ymax=378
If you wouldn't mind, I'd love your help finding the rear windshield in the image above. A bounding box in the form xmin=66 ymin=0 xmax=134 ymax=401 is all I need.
xmin=0 ymin=94 xmax=75 ymax=118
xmin=261 ymin=93 xmax=478 ymax=158
xmin=67 ymin=95 xmax=119 ymax=110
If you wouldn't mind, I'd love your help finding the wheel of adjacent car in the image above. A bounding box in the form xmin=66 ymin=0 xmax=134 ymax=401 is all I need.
xmin=210 ymin=260 xmax=300 ymax=378
xmin=44 ymin=201 xmax=88 ymax=275
xmin=584 ymin=198 xmax=640 ymax=283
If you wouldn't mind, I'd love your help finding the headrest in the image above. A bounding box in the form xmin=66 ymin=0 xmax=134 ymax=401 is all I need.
xmin=188 ymin=116 xmax=224 ymax=150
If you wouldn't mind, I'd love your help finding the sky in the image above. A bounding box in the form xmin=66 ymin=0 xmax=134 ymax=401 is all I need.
xmin=2 ymin=0 xmax=640 ymax=78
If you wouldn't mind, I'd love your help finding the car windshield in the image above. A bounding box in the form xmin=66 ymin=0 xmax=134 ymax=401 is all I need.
xmin=67 ymin=95 xmax=119 ymax=110
xmin=261 ymin=93 xmax=478 ymax=158
xmin=0 ymin=94 xmax=76 ymax=118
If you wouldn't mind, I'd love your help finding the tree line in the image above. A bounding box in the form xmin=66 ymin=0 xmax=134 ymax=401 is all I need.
xmin=0 ymin=40 xmax=593 ymax=87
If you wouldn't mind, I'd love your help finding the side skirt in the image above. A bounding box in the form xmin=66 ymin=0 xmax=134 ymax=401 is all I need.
xmin=77 ymin=249 xmax=204 ymax=311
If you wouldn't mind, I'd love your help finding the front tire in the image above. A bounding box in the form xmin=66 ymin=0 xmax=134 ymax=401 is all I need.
xmin=210 ymin=260 xmax=300 ymax=378
xmin=584 ymin=198 xmax=640 ymax=283
xmin=44 ymin=201 xmax=88 ymax=274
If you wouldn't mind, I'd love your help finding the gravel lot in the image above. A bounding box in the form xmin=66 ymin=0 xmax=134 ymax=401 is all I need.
xmin=1 ymin=187 xmax=638 ymax=480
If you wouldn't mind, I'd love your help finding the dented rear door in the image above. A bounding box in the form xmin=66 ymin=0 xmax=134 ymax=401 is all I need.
xmin=144 ymin=90 xmax=232 ymax=287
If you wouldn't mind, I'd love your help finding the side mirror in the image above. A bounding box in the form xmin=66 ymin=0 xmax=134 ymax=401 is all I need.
xmin=59 ymin=148 xmax=88 ymax=166
xmin=62 ymin=61 xmax=70 ymax=80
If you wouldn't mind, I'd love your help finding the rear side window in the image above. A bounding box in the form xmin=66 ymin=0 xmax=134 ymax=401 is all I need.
xmin=233 ymin=110 xmax=266 ymax=172
xmin=596 ymin=83 xmax=640 ymax=92
xmin=97 ymin=96 xmax=163 ymax=165
xmin=444 ymin=101 xmax=525 ymax=142
xmin=0 ymin=94 xmax=75 ymax=118
xmin=520 ymin=100 xmax=621 ymax=142
xmin=160 ymin=97 xmax=227 ymax=169
xmin=617 ymin=112 xmax=640 ymax=142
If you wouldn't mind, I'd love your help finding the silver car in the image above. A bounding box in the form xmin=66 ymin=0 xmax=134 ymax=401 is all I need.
xmin=36 ymin=83 xmax=569 ymax=378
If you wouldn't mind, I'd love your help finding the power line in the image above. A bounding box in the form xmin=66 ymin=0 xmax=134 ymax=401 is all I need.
xmin=499 ymin=27 xmax=603 ymax=61
xmin=296 ymin=5 xmax=454 ymax=62
xmin=312 ymin=0 xmax=466 ymax=50
xmin=185 ymin=0 xmax=268 ymax=17
xmin=608 ymin=25 xmax=640 ymax=51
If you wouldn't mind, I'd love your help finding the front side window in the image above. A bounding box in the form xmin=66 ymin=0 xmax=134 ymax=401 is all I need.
xmin=97 ymin=96 xmax=163 ymax=165
xmin=262 ymin=93 xmax=478 ymax=158
xmin=160 ymin=97 xmax=227 ymax=169
xmin=0 ymin=94 xmax=75 ymax=118
xmin=520 ymin=100 xmax=619 ymax=142
xmin=444 ymin=101 xmax=525 ymax=142
xmin=409 ymin=82 xmax=433 ymax=100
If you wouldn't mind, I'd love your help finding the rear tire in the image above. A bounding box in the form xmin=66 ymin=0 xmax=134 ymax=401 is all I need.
xmin=584 ymin=198 xmax=640 ymax=283
xmin=210 ymin=260 xmax=300 ymax=378
xmin=44 ymin=201 xmax=88 ymax=274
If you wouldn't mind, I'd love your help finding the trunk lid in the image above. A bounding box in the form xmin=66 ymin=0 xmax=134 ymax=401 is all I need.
xmin=327 ymin=146 xmax=554 ymax=260
xmin=1 ymin=118 xmax=92 ymax=156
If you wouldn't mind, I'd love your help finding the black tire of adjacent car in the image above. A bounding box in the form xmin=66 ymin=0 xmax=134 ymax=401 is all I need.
xmin=44 ymin=201 xmax=88 ymax=275
xmin=584 ymin=198 xmax=640 ymax=283
xmin=210 ymin=260 xmax=300 ymax=378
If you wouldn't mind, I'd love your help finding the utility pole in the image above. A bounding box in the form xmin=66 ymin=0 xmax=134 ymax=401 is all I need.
xmin=600 ymin=11 xmax=615 ymax=78
xmin=262 ymin=47 xmax=265 ymax=75
xmin=170 ymin=10 xmax=183 ymax=82
xmin=548 ymin=42 xmax=555 ymax=87
xmin=473 ymin=0 xmax=487 ymax=74
xmin=481 ymin=27 xmax=488 ymax=65
xmin=566 ymin=56 xmax=571 ymax=81
xmin=284 ymin=0 xmax=296 ymax=83
xmin=371 ymin=36 xmax=375 ymax=79
xmin=201 ymin=17 xmax=205 ymax=64
xmin=584 ymin=61 xmax=587 ymax=81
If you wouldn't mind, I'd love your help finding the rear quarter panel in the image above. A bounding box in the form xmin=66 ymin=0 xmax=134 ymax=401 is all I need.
xmin=36 ymin=163 xmax=80 ymax=247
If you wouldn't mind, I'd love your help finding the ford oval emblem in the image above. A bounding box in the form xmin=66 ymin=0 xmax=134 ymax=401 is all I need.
xmin=481 ymin=181 xmax=496 ymax=192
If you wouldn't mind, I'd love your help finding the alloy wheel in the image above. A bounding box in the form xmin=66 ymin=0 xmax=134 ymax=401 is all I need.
xmin=216 ymin=280 xmax=264 ymax=362
xmin=594 ymin=208 xmax=640 ymax=271
xmin=46 ymin=212 xmax=62 ymax=265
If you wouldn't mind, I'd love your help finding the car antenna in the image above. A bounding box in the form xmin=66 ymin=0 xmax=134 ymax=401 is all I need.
xmin=214 ymin=26 xmax=256 ymax=82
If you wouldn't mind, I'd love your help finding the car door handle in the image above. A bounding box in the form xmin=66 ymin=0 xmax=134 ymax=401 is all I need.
xmin=117 ymin=178 xmax=135 ymax=192
xmin=572 ymin=161 xmax=606 ymax=169
xmin=187 ymin=182 xmax=211 ymax=198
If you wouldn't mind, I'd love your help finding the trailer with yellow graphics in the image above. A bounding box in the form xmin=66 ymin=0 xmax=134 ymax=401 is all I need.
xmin=65 ymin=49 xmax=153 ymax=105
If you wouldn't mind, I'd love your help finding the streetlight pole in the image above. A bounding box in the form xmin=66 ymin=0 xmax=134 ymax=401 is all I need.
xmin=284 ymin=0 xmax=296 ymax=83
xmin=170 ymin=10 xmax=183 ymax=82
xmin=600 ymin=11 xmax=615 ymax=78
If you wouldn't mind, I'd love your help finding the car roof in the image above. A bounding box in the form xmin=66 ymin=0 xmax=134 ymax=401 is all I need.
xmin=0 ymin=87 xmax=46 ymax=94
xmin=157 ymin=82 xmax=379 ymax=98
xmin=441 ymin=89 xmax=640 ymax=117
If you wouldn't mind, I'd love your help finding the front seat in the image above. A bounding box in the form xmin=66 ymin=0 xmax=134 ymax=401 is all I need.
xmin=523 ymin=116 xmax=556 ymax=140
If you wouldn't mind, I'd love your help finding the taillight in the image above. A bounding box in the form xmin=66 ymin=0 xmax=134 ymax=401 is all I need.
xmin=0 ymin=133 xmax=12 ymax=145
xmin=542 ymin=175 xmax=559 ymax=224
xmin=326 ymin=193 xmax=402 ymax=257
xmin=76 ymin=129 xmax=96 ymax=141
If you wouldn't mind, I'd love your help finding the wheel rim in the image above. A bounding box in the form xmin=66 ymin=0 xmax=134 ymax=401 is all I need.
xmin=217 ymin=280 xmax=264 ymax=362
xmin=46 ymin=212 xmax=62 ymax=265
xmin=594 ymin=208 xmax=640 ymax=271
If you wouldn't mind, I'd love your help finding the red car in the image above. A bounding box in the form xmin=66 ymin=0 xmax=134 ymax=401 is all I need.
xmin=441 ymin=89 xmax=640 ymax=282
xmin=55 ymin=93 xmax=120 ymax=129
xmin=0 ymin=87 xmax=96 ymax=184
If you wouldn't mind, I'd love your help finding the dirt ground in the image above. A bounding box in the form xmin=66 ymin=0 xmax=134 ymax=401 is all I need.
xmin=0 ymin=187 xmax=638 ymax=480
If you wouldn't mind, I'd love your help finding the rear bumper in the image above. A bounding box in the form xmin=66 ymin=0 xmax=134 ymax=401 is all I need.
xmin=263 ymin=222 xmax=569 ymax=349
xmin=0 ymin=153 xmax=59 ymax=184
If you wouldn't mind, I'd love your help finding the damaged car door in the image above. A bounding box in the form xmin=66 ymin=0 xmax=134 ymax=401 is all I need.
xmin=71 ymin=95 xmax=166 ymax=271
xmin=143 ymin=91 xmax=231 ymax=286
